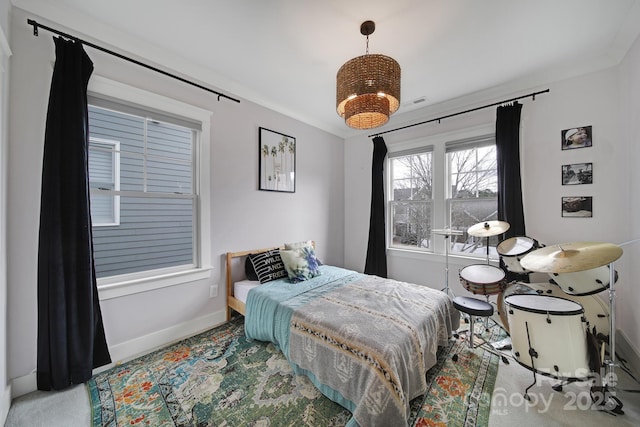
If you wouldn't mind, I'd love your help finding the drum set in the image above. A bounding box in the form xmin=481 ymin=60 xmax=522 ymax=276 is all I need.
xmin=452 ymin=220 xmax=626 ymax=414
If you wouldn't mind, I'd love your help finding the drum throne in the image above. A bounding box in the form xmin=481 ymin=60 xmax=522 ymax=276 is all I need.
xmin=452 ymin=296 xmax=494 ymax=348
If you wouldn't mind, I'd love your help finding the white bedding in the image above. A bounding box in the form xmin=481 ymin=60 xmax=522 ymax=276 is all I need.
xmin=234 ymin=279 xmax=260 ymax=303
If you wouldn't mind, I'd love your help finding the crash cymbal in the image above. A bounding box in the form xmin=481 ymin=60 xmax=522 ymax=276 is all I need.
xmin=433 ymin=228 xmax=464 ymax=236
xmin=467 ymin=221 xmax=510 ymax=237
xmin=519 ymin=242 xmax=622 ymax=273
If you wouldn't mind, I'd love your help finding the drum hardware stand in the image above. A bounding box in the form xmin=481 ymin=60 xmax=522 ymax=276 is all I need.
xmin=592 ymin=261 xmax=625 ymax=414
xmin=443 ymin=239 xmax=454 ymax=298
xmin=523 ymin=321 xmax=539 ymax=400
xmin=484 ymin=236 xmax=491 ymax=265
xmin=434 ymin=228 xmax=464 ymax=299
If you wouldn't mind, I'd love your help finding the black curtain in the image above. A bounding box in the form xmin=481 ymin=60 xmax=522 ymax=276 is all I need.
xmin=37 ymin=37 xmax=111 ymax=391
xmin=364 ymin=136 xmax=388 ymax=277
xmin=496 ymin=102 xmax=527 ymax=281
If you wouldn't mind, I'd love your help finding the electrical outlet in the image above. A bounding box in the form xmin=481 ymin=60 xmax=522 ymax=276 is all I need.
xmin=209 ymin=284 xmax=218 ymax=298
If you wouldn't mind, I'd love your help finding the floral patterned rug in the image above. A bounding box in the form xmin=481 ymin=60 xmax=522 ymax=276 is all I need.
xmin=87 ymin=316 xmax=505 ymax=426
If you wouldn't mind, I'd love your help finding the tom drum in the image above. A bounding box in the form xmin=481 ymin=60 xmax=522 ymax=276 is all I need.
xmin=497 ymin=236 xmax=540 ymax=274
xmin=505 ymin=294 xmax=594 ymax=380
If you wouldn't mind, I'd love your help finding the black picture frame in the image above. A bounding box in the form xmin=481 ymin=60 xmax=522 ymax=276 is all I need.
xmin=561 ymin=125 xmax=592 ymax=150
xmin=258 ymin=127 xmax=296 ymax=192
xmin=561 ymin=196 xmax=593 ymax=217
xmin=562 ymin=162 xmax=593 ymax=185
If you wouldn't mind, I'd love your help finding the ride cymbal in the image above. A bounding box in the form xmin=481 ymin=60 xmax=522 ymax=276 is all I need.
xmin=519 ymin=242 xmax=622 ymax=273
xmin=467 ymin=220 xmax=510 ymax=237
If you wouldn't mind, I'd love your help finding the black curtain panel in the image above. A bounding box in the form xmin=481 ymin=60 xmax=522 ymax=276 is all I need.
xmin=364 ymin=136 xmax=388 ymax=278
xmin=495 ymin=102 xmax=528 ymax=281
xmin=37 ymin=37 xmax=111 ymax=391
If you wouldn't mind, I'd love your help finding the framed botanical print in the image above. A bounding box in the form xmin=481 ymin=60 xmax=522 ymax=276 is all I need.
xmin=258 ymin=127 xmax=296 ymax=192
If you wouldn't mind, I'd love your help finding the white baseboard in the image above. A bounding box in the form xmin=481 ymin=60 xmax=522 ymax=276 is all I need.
xmin=617 ymin=329 xmax=640 ymax=378
xmin=11 ymin=309 xmax=227 ymax=398
xmin=10 ymin=373 xmax=36 ymax=399
xmin=1 ymin=384 xmax=11 ymax=426
xmin=103 ymin=309 xmax=227 ymax=370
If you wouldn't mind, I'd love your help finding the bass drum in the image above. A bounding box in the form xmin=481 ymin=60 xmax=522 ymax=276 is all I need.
xmin=549 ymin=265 xmax=617 ymax=296
xmin=498 ymin=282 xmax=610 ymax=335
xmin=505 ymin=294 xmax=593 ymax=380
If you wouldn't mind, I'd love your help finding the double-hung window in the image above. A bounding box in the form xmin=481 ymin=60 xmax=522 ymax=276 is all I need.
xmin=88 ymin=138 xmax=120 ymax=226
xmin=446 ymin=136 xmax=498 ymax=256
xmin=389 ymin=148 xmax=433 ymax=250
xmin=388 ymin=133 xmax=498 ymax=258
xmin=86 ymin=76 xmax=212 ymax=298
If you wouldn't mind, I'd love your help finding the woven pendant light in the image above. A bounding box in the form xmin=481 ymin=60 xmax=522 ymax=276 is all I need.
xmin=336 ymin=21 xmax=401 ymax=130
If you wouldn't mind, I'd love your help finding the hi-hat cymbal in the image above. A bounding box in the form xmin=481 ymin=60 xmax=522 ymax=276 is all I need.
xmin=433 ymin=228 xmax=464 ymax=236
xmin=467 ymin=221 xmax=510 ymax=237
xmin=519 ymin=242 xmax=623 ymax=273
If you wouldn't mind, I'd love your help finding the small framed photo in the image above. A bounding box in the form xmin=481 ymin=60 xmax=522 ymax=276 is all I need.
xmin=562 ymin=162 xmax=592 ymax=185
xmin=562 ymin=196 xmax=593 ymax=218
xmin=561 ymin=125 xmax=592 ymax=150
xmin=259 ymin=127 xmax=296 ymax=192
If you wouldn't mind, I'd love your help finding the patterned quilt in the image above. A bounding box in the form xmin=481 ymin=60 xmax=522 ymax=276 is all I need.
xmin=245 ymin=266 xmax=460 ymax=427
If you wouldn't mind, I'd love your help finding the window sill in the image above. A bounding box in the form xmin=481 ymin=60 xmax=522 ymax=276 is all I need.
xmin=387 ymin=247 xmax=498 ymax=265
xmin=97 ymin=267 xmax=213 ymax=300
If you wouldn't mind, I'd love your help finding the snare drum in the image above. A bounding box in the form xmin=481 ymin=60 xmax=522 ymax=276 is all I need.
xmin=549 ymin=265 xmax=617 ymax=296
xmin=505 ymin=294 xmax=593 ymax=380
xmin=459 ymin=264 xmax=506 ymax=296
xmin=497 ymin=236 xmax=540 ymax=273
xmin=498 ymin=282 xmax=609 ymax=335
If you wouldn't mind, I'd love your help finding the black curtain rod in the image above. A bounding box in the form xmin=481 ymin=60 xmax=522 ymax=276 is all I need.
xmin=369 ymin=89 xmax=549 ymax=138
xmin=27 ymin=18 xmax=241 ymax=104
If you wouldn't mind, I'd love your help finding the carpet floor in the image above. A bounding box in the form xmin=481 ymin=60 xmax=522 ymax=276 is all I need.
xmin=6 ymin=313 xmax=639 ymax=426
xmin=87 ymin=316 xmax=503 ymax=427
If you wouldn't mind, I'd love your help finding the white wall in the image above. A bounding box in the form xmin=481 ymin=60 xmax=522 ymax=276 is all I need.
xmin=6 ymin=8 xmax=344 ymax=396
xmin=345 ymin=63 xmax=639 ymax=355
xmin=0 ymin=0 xmax=12 ymax=422
xmin=619 ymin=28 xmax=640 ymax=365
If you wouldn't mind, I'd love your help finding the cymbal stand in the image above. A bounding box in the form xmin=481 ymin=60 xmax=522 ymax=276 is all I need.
xmin=485 ymin=236 xmax=490 ymax=265
xmin=607 ymin=261 xmax=617 ymax=386
xmin=595 ymin=260 xmax=624 ymax=413
xmin=442 ymin=232 xmax=455 ymax=298
xmin=434 ymin=229 xmax=463 ymax=298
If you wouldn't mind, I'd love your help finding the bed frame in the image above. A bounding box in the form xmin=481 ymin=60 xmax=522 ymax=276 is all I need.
xmin=225 ymin=246 xmax=281 ymax=320
xmin=226 ymin=242 xmax=316 ymax=321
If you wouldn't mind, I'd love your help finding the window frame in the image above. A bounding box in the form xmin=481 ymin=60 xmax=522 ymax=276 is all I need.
xmin=388 ymin=147 xmax=434 ymax=252
xmin=88 ymin=76 xmax=212 ymax=300
xmin=386 ymin=124 xmax=498 ymax=261
xmin=88 ymin=137 xmax=121 ymax=227
xmin=445 ymin=136 xmax=498 ymax=256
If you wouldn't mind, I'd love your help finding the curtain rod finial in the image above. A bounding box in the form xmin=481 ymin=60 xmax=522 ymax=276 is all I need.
xmin=27 ymin=19 xmax=38 ymax=36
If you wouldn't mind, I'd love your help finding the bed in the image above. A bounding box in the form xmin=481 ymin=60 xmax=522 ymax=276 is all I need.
xmin=225 ymin=244 xmax=460 ymax=427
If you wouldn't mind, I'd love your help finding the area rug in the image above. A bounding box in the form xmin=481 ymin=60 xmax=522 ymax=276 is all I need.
xmin=87 ymin=316 xmax=505 ymax=427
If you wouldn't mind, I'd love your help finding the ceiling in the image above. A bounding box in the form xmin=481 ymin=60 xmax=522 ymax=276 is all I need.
xmin=13 ymin=0 xmax=640 ymax=138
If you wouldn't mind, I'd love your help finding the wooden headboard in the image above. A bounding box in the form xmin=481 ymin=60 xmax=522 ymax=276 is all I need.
xmin=225 ymin=246 xmax=280 ymax=320
xmin=225 ymin=241 xmax=316 ymax=321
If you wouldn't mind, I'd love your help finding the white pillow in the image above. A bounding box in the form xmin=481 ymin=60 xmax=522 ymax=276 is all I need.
xmin=284 ymin=240 xmax=314 ymax=250
xmin=280 ymin=246 xmax=321 ymax=283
